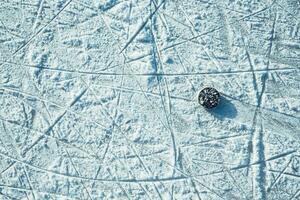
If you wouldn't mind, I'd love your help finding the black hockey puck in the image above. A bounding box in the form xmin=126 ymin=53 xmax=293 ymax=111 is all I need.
xmin=198 ymin=87 xmax=220 ymax=109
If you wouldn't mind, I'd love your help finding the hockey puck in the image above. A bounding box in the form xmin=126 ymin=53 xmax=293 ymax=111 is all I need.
xmin=198 ymin=87 xmax=220 ymax=109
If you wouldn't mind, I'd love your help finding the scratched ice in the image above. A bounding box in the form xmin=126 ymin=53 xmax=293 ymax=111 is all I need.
xmin=0 ymin=0 xmax=300 ymax=199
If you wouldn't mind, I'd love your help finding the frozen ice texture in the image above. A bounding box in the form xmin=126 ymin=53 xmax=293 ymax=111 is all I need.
xmin=0 ymin=0 xmax=300 ymax=199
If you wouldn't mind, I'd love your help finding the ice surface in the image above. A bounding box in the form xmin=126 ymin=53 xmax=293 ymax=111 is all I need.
xmin=0 ymin=0 xmax=300 ymax=199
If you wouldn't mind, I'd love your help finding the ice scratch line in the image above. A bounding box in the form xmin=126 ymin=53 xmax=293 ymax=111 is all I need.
xmin=120 ymin=0 xmax=165 ymax=53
